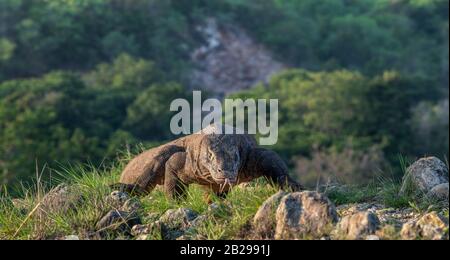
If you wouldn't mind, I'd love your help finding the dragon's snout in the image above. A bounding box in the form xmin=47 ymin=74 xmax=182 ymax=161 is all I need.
xmin=214 ymin=175 xmax=238 ymax=185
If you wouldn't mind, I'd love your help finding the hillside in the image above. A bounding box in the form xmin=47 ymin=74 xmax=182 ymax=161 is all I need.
xmin=0 ymin=155 xmax=447 ymax=240
xmin=0 ymin=0 xmax=448 ymax=241
xmin=1 ymin=0 xmax=449 ymax=187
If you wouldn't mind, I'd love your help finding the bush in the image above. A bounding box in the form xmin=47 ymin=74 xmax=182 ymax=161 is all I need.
xmin=294 ymin=144 xmax=388 ymax=188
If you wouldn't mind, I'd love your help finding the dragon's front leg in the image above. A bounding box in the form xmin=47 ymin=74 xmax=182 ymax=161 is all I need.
xmin=245 ymin=148 xmax=303 ymax=191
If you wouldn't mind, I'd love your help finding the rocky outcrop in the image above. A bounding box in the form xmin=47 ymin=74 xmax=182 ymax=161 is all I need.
xmin=400 ymin=157 xmax=449 ymax=197
xmin=253 ymin=190 xmax=449 ymax=240
xmin=253 ymin=191 xmax=287 ymax=238
xmin=337 ymin=203 xmax=419 ymax=229
xmin=190 ymin=18 xmax=285 ymax=96
xmin=335 ymin=211 xmax=380 ymax=240
xmin=428 ymin=183 xmax=449 ymax=202
xmin=131 ymin=221 xmax=164 ymax=240
xmin=95 ymin=191 xmax=143 ymax=237
xmin=401 ymin=212 xmax=449 ymax=240
xmin=105 ymin=190 xmax=130 ymax=209
xmin=131 ymin=208 xmax=205 ymax=240
xmin=63 ymin=235 xmax=80 ymax=240
xmin=275 ymin=192 xmax=338 ymax=239
xmin=160 ymin=208 xmax=198 ymax=229
xmin=96 ymin=210 xmax=141 ymax=236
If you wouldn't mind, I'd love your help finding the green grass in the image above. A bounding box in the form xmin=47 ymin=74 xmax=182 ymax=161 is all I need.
xmin=0 ymin=158 xmax=448 ymax=240
xmin=139 ymin=179 xmax=279 ymax=240
xmin=324 ymin=177 xmax=448 ymax=214
xmin=324 ymin=184 xmax=379 ymax=205
xmin=0 ymin=163 xmax=120 ymax=240
xmin=0 ymin=160 xmax=280 ymax=240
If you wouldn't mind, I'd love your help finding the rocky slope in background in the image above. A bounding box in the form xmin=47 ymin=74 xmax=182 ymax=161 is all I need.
xmin=190 ymin=18 xmax=285 ymax=96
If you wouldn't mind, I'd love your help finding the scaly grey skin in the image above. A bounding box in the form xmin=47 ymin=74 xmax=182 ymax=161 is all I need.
xmin=116 ymin=125 xmax=302 ymax=200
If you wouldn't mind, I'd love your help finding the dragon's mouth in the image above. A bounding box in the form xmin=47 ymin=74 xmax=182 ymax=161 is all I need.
xmin=214 ymin=176 xmax=237 ymax=185
xmin=214 ymin=177 xmax=237 ymax=193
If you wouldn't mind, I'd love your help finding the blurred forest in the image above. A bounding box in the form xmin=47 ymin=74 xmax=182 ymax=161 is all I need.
xmin=0 ymin=0 xmax=448 ymax=188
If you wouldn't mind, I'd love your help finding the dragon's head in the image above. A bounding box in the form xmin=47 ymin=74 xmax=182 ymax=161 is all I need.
xmin=200 ymin=134 xmax=241 ymax=185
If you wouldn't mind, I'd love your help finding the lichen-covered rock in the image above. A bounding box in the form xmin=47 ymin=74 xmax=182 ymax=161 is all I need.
xmin=401 ymin=212 xmax=448 ymax=240
xmin=375 ymin=225 xmax=401 ymax=240
xmin=122 ymin=198 xmax=142 ymax=213
xmin=365 ymin=235 xmax=380 ymax=240
xmin=96 ymin=210 xmax=141 ymax=236
xmin=335 ymin=211 xmax=380 ymax=240
xmin=275 ymin=191 xmax=338 ymax=239
xmin=142 ymin=213 xmax=160 ymax=224
xmin=105 ymin=191 xmax=129 ymax=209
xmin=63 ymin=235 xmax=80 ymax=240
xmin=131 ymin=221 xmax=163 ymax=238
xmin=176 ymin=234 xmax=207 ymax=240
xmin=158 ymin=208 xmax=199 ymax=240
xmin=160 ymin=208 xmax=198 ymax=230
xmin=253 ymin=191 xmax=287 ymax=238
xmin=136 ymin=234 xmax=150 ymax=240
xmin=38 ymin=184 xmax=82 ymax=216
xmin=207 ymin=201 xmax=232 ymax=217
xmin=190 ymin=215 xmax=209 ymax=229
xmin=400 ymin=157 xmax=449 ymax=196
xmin=427 ymin=183 xmax=449 ymax=202
xmin=131 ymin=224 xmax=151 ymax=237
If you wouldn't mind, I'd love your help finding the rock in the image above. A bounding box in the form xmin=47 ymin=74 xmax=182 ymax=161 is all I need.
xmin=105 ymin=191 xmax=129 ymax=209
xmin=335 ymin=212 xmax=381 ymax=240
xmin=131 ymin=224 xmax=150 ymax=237
xmin=253 ymin=191 xmax=288 ymax=238
xmin=96 ymin=210 xmax=141 ymax=236
xmin=177 ymin=234 xmax=207 ymax=240
xmin=190 ymin=215 xmax=209 ymax=229
xmin=136 ymin=234 xmax=150 ymax=240
xmin=159 ymin=208 xmax=198 ymax=230
xmin=38 ymin=184 xmax=82 ymax=216
xmin=143 ymin=213 xmax=160 ymax=224
xmin=207 ymin=201 xmax=232 ymax=216
xmin=275 ymin=191 xmax=338 ymax=239
xmin=401 ymin=212 xmax=448 ymax=240
xmin=400 ymin=157 xmax=449 ymax=196
xmin=122 ymin=198 xmax=142 ymax=213
xmin=427 ymin=183 xmax=449 ymax=201
xmin=400 ymin=222 xmax=418 ymax=240
xmin=365 ymin=235 xmax=380 ymax=240
xmin=337 ymin=203 xmax=421 ymax=230
xmin=131 ymin=221 xmax=163 ymax=238
xmin=375 ymin=225 xmax=400 ymax=240
xmin=337 ymin=203 xmax=384 ymax=217
xmin=159 ymin=208 xmax=198 ymax=240
xmin=64 ymin=235 xmax=80 ymax=240
xmin=133 ymin=209 xmax=202 ymax=240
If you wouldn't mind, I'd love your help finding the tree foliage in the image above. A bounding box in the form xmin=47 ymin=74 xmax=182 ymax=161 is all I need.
xmin=0 ymin=0 xmax=448 ymax=185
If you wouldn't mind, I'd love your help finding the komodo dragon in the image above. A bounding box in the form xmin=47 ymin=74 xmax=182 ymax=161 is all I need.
xmin=116 ymin=124 xmax=302 ymax=200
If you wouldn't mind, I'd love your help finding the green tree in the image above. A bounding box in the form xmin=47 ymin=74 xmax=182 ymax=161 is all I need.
xmin=230 ymin=69 xmax=439 ymax=166
xmin=0 ymin=72 xmax=102 ymax=184
xmin=125 ymin=82 xmax=190 ymax=141
xmin=83 ymin=54 xmax=164 ymax=90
